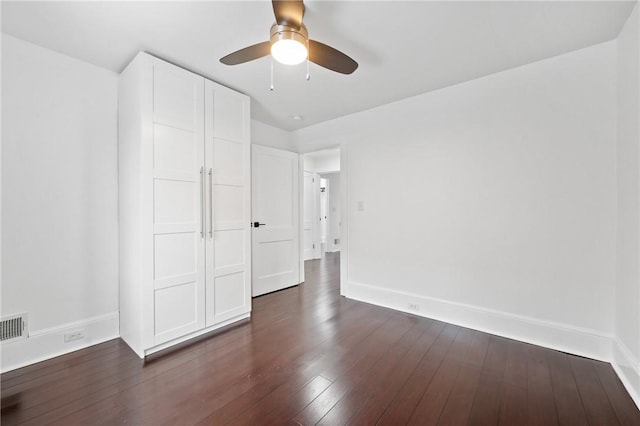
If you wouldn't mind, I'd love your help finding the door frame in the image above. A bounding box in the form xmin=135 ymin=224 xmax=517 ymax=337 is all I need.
xmin=302 ymin=170 xmax=321 ymax=261
xmin=319 ymin=176 xmax=328 ymax=252
xmin=297 ymin=143 xmax=347 ymax=294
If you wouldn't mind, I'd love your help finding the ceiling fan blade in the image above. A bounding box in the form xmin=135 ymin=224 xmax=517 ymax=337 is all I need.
xmin=220 ymin=42 xmax=271 ymax=65
xmin=272 ymin=0 xmax=304 ymax=28
xmin=308 ymin=40 xmax=358 ymax=75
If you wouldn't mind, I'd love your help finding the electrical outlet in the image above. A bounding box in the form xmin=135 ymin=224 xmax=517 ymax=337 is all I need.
xmin=408 ymin=303 xmax=420 ymax=312
xmin=64 ymin=330 xmax=85 ymax=342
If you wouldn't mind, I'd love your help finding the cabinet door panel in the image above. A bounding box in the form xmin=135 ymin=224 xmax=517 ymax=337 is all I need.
xmin=154 ymin=124 xmax=196 ymax=172
xmin=154 ymin=282 xmax=198 ymax=339
xmin=154 ymin=233 xmax=196 ymax=279
xmin=213 ymin=186 xmax=244 ymax=230
xmin=154 ymin=65 xmax=198 ymax=131
xmin=214 ymin=138 xmax=243 ymax=186
xmin=214 ymin=230 xmax=245 ymax=270
xmin=154 ymin=180 xmax=196 ymax=225
xmin=213 ymin=88 xmax=245 ymax=141
xmin=206 ymin=272 xmax=246 ymax=325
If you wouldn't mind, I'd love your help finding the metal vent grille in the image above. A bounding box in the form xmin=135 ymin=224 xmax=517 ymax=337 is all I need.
xmin=1 ymin=313 xmax=28 ymax=343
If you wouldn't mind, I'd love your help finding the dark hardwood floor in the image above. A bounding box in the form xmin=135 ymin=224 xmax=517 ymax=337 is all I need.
xmin=2 ymin=252 xmax=639 ymax=425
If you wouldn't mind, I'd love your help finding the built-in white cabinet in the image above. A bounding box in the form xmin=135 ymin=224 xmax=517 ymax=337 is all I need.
xmin=118 ymin=53 xmax=251 ymax=357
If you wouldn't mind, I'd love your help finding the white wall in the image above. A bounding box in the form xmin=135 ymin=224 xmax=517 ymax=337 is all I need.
xmin=295 ymin=41 xmax=618 ymax=361
xmin=251 ymin=119 xmax=296 ymax=151
xmin=311 ymin=149 xmax=340 ymax=174
xmin=322 ymin=173 xmax=341 ymax=252
xmin=302 ymin=149 xmax=340 ymax=174
xmin=303 ymin=155 xmax=316 ymax=173
xmin=1 ymin=35 xmax=119 ymax=371
xmin=615 ymin=2 xmax=640 ymax=407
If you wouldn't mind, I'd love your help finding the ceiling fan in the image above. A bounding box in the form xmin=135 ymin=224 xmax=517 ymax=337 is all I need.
xmin=220 ymin=0 xmax=358 ymax=75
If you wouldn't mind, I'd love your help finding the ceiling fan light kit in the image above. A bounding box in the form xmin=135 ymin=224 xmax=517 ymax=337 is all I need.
xmin=270 ymin=24 xmax=308 ymax=65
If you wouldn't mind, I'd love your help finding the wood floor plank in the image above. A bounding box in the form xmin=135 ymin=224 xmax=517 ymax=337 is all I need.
xmin=435 ymin=330 xmax=490 ymax=425
xmin=22 ymin=316 xmax=290 ymax=425
xmin=229 ymin=375 xmax=334 ymax=426
xmin=291 ymin=312 xmax=415 ymax=425
xmin=570 ymin=354 xmax=621 ymax=425
xmin=228 ymin=309 xmax=396 ymax=425
xmin=497 ymin=339 xmax=529 ymax=425
xmin=405 ymin=328 xmax=481 ymax=425
xmin=466 ymin=335 xmax=509 ymax=425
xmin=69 ymin=303 xmax=361 ymax=425
xmin=345 ymin=320 xmax=445 ymax=425
xmin=174 ymin=304 xmax=382 ymax=425
xmin=546 ymin=349 xmax=590 ymax=426
xmin=316 ymin=319 xmax=431 ymax=425
xmin=2 ymin=253 xmax=638 ymax=426
xmin=594 ymin=361 xmax=640 ymax=425
xmin=526 ymin=345 xmax=559 ymax=425
xmin=375 ymin=324 xmax=460 ymax=425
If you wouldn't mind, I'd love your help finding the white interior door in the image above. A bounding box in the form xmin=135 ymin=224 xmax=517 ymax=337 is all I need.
xmin=252 ymin=145 xmax=300 ymax=296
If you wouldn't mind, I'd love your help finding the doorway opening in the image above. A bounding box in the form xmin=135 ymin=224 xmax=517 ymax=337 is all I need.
xmin=301 ymin=148 xmax=341 ymax=271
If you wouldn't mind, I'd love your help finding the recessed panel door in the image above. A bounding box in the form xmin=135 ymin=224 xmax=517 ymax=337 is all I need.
xmin=252 ymin=145 xmax=300 ymax=296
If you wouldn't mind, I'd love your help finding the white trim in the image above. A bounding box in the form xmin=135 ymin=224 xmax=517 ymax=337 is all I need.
xmin=611 ymin=337 xmax=640 ymax=409
xmin=343 ymin=280 xmax=612 ymax=362
xmin=298 ymin=154 xmax=305 ymax=283
xmin=0 ymin=312 xmax=119 ymax=373
xmin=339 ymin=141 xmax=348 ymax=297
xmin=143 ymin=312 xmax=250 ymax=356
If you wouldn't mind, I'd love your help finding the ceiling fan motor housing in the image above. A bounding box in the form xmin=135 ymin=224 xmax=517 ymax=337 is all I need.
xmin=270 ymin=23 xmax=309 ymax=48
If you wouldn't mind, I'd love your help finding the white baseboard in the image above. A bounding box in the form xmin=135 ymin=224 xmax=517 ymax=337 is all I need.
xmin=612 ymin=337 xmax=640 ymax=409
xmin=343 ymin=280 xmax=612 ymax=362
xmin=0 ymin=312 xmax=119 ymax=373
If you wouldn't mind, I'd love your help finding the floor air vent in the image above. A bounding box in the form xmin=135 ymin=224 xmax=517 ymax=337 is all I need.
xmin=1 ymin=313 xmax=28 ymax=343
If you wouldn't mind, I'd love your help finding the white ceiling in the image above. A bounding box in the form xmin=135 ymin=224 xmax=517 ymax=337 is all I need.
xmin=2 ymin=1 xmax=636 ymax=131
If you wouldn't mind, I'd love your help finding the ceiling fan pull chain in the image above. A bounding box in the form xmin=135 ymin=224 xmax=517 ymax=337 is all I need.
xmin=270 ymin=56 xmax=275 ymax=91
xmin=306 ymin=56 xmax=310 ymax=81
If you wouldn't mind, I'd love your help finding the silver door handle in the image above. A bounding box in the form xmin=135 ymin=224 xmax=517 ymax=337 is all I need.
xmin=200 ymin=167 xmax=205 ymax=238
xmin=208 ymin=168 xmax=213 ymax=238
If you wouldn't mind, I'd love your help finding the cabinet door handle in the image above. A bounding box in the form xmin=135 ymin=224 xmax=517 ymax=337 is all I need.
xmin=200 ymin=166 xmax=205 ymax=238
xmin=209 ymin=168 xmax=213 ymax=238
